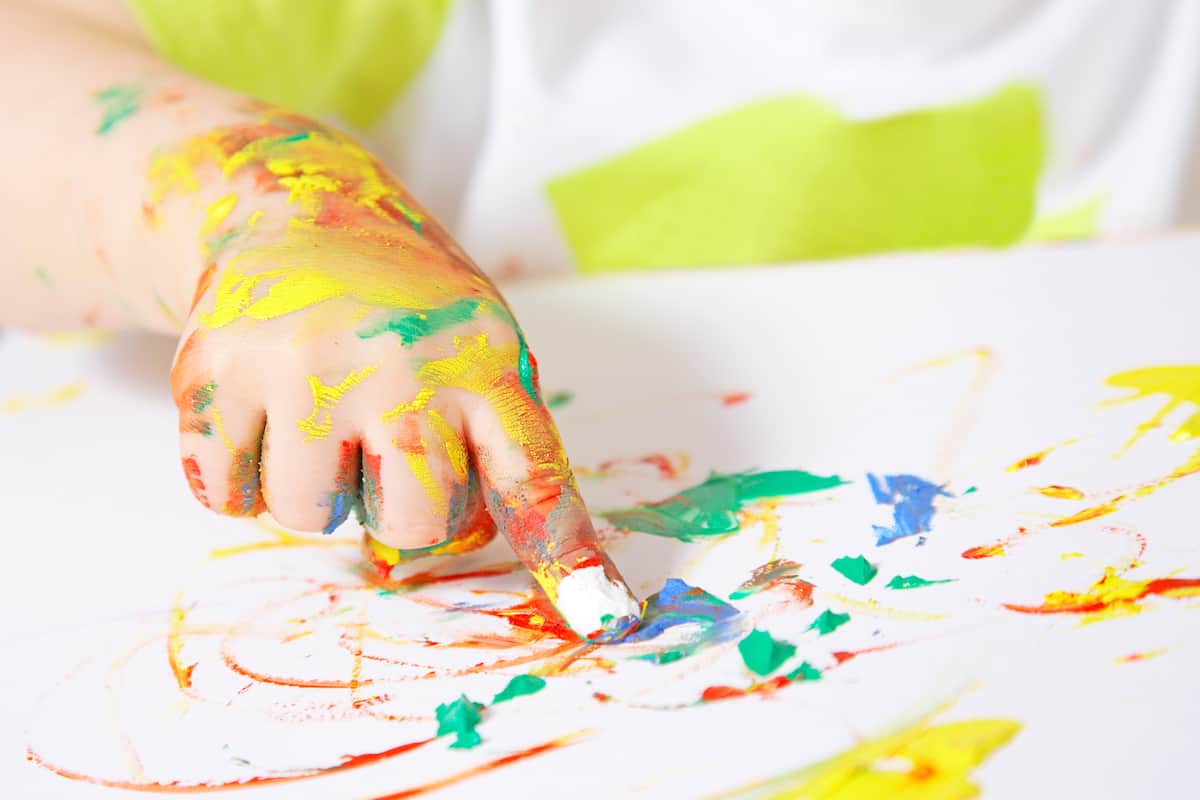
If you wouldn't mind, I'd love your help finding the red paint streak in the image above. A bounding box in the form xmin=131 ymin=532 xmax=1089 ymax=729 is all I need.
xmin=831 ymin=643 xmax=901 ymax=664
xmin=1004 ymin=576 xmax=1200 ymax=616
xmin=700 ymin=675 xmax=791 ymax=703
xmin=26 ymin=737 xmax=433 ymax=793
xmin=367 ymin=563 xmax=519 ymax=594
xmin=190 ymin=264 xmax=216 ymax=314
xmin=721 ymin=392 xmax=751 ymax=407
xmin=595 ymin=453 xmax=681 ymax=481
xmin=475 ymin=593 xmax=581 ymax=643
xmin=593 ymin=692 xmax=612 ymax=702
xmin=962 ymin=543 xmax=1006 ymax=559
xmin=370 ymin=733 xmax=585 ymax=800
xmin=182 ymin=456 xmax=208 ymax=508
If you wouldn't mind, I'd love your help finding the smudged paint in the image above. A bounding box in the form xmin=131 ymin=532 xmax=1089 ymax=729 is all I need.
xmin=545 ymin=391 xmax=573 ymax=409
xmin=868 ymin=473 xmax=950 ymax=546
xmin=602 ymin=469 xmax=847 ymax=541
xmin=738 ymin=629 xmax=796 ymax=676
xmin=962 ymin=543 xmax=1006 ymax=559
xmin=722 ymin=392 xmax=751 ymax=406
xmin=623 ymin=579 xmax=739 ymax=663
xmin=1037 ymin=484 xmax=1085 ymax=500
xmin=1115 ymin=649 xmax=1166 ymax=664
xmin=0 ymin=382 xmax=85 ymax=415
xmin=1003 ymin=567 xmax=1200 ymax=622
xmin=359 ymin=449 xmax=383 ymax=531
xmin=492 ymin=674 xmax=546 ymax=704
xmin=831 ymin=554 xmax=877 ymax=585
xmin=371 ymin=732 xmax=586 ymax=800
xmin=181 ymin=456 xmax=208 ymax=507
xmin=299 ymin=365 xmax=378 ymax=441
xmin=357 ymin=298 xmax=480 ymax=345
xmin=225 ymin=446 xmax=265 ymax=516
xmin=809 ymin=609 xmax=850 ymax=636
xmin=885 ymin=575 xmax=954 ymax=589
xmin=324 ymin=440 xmax=360 ymax=534
xmin=716 ymin=717 xmax=1020 ymax=798
xmin=584 ymin=452 xmax=687 ymax=481
xmin=34 ymin=265 xmax=52 ymax=286
xmin=434 ymin=695 xmax=483 ymax=749
xmin=94 ymin=84 xmax=141 ymax=135
xmin=729 ymin=559 xmax=808 ymax=600
xmin=1005 ymin=439 xmax=1078 ymax=472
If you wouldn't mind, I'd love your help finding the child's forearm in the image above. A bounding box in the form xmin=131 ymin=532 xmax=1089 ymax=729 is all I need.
xmin=0 ymin=2 xmax=281 ymax=333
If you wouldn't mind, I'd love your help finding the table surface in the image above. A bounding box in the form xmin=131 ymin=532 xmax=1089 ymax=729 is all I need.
xmin=2 ymin=234 xmax=1199 ymax=799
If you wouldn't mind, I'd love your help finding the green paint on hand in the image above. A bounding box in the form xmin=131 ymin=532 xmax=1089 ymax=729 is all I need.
xmin=357 ymin=298 xmax=480 ymax=345
xmin=831 ymin=555 xmax=877 ymax=585
xmin=435 ymin=694 xmax=484 ymax=749
xmin=517 ymin=334 xmax=539 ymax=402
xmin=786 ymin=661 xmax=822 ymax=682
xmin=95 ymin=84 xmax=142 ymax=136
xmin=738 ymin=628 xmax=796 ymax=676
xmin=548 ymin=84 xmax=1044 ymax=272
xmin=492 ymin=674 xmax=546 ymax=704
xmin=886 ymin=575 xmax=956 ymax=590
xmin=545 ymin=391 xmax=574 ymax=409
xmin=192 ymin=382 xmax=216 ymax=414
xmin=809 ymin=609 xmax=850 ymax=636
xmin=34 ymin=266 xmax=53 ymax=286
xmin=602 ymin=469 xmax=847 ymax=542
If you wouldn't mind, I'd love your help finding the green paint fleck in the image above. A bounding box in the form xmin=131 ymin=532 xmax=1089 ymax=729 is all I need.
xmin=205 ymin=229 xmax=240 ymax=258
xmin=95 ymin=84 xmax=142 ymax=136
xmin=34 ymin=266 xmax=53 ymax=286
xmin=786 ymin=661 xmax=822 ymax=682
xmin=963 ymin=486 xmax=978 ymax=495
xmin=655 ymin=649 xmax=685 ymax=665
xmin=602 ymin=469 xmax=847 ymax=541
xmin=435 ymin=694 xmax=483 ymax=749
xmin=357 ymin=298 xmax=480 ymax=344
xmin=831 ymin=555 xmax=877 ymax=585
xmin=517 ymin=334 xmax=539 ymax=402
xmin=809 ymin=609 xmax=850 ymax=636
xmin=886 ymin=575 xmax=956 ymax=590
xmin=545 ymin=391 xmax=574 ymax=409
xmin=738 ymin=628 xmax=796 ymax=676
xmin=492 ymin=674 xmax=546 ymax=704
xmin=192 ymin=382 xmax=216 ymax=414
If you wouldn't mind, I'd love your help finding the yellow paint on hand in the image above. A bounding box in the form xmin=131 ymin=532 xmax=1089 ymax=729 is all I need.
xmin=298 ymin=364 xmax=378 ymax=441
xmin=402 ymin=444 xmax=448 ymax=517
xmin=201 ymin=192 xmax=238 ymax=234
xmin=716 ymin=718 xmax=1020 ymax=800
xmin=429 ymin=408 xmax=468 ymax=479
xmin=0 ymin=382 xmax=85 ymax=415
xmin=246 ymin=209 xmax=264 ymax=228
xmin=381 ymin=387 xmax=436 ymax=424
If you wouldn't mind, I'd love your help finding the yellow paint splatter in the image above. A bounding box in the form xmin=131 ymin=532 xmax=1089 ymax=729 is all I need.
xmin=0 ymin=382 xmax=85 ymax=415
xmin=715 ymin=718 xmax=1020 ymax=800
xmin=1037 ymin=485 xmax=1085 ymax=500
xmin=298 ymin=364 xmax=378 ymax=441
xmin=201 ymin=192 xmax=238 ymax=234
xmin=1105 ymin=366 xmax=1200 ymax=453
xmin=429 ymin=408 xmax=468 ymax=479
xmin=1060 ymin=551 xmax=1083 ymax=560
xmin=380 ymin=387 xmax=436 ymax=424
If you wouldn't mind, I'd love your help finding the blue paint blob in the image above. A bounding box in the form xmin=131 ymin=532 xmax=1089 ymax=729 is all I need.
xmin=624 ymin=578 xmax=739 ymax=643
xmin=868 ymin=473 xmax=951 ymax=546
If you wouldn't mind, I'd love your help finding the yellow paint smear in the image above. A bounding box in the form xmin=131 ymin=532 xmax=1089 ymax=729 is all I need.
xmin=1037 ymin=485 xmax=1085 ymax=500
xmin=201 ymin=192 xmax=238 ymax=234
xmin=0 ymin=382 xmax=85 ymax=415
xmin=1105 ymin=366 xmax=1200 ymax=453
xmin=428 ymin=408 xmax=468 ymax=479
xmin=381 ymin=387 xmax=435 ymax=424
xmin=298 ymin=364 xmax=378 ymax=441
xmin=716 ymin=718 xmax=1020 ymax=800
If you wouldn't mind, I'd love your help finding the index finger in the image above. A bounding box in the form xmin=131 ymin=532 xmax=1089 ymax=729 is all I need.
xmin=448 ymin=336 xmax=641 ymax=642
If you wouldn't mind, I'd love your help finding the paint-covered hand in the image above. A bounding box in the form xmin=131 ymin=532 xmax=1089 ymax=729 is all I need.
xmin=164 ymin=107 xmax=640 ymax=643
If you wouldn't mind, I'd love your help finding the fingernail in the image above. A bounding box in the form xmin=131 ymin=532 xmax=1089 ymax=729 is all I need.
xmin=554 ymin=565 xmax=641 ymax=643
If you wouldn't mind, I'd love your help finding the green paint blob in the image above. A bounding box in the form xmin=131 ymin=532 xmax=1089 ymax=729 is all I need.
xmin=809 ymin=609 xmax=850 ymax=636
xmin=738 ymin=628 xmax=796 ymax=677
xmin=963 ymin=486 xmax=978 ymax=495
xmin=886 ymin=575 xmax=956 ymax=590
xmin=831 ymin=555 xmax=877 ymax=586
xmin=357 ymin=298 xmax=480 ymax=345
xmin=95 ymin=84 xmax=142 ymax=136
xmin=435 ymin=694 xmax=483 ymax=749
xmin=492 ymin=674 xmax=546 ymax=704
xmin=517 ymin=335 xmax=539 ymax=402
xmin=602 ymin=470 xmax=847 ymax=542
xmin=545 ymin=391 xmax=574 ymax=409
xmin=786 ymin=662 xmax=822 ymax=682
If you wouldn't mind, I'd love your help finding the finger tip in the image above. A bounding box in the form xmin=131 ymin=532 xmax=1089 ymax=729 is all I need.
xmin=553 ymin=565 xmax=641 ymax=644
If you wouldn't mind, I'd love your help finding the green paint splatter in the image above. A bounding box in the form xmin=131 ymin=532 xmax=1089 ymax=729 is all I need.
xmin=492 ymin=674 xmax=546 ymax=704
xmin=786 ymin=661 xmax=822 ymax=682
xmin=95 ymin=84 xmax=143 ymax=136
xmin=886 ymin=575 xmax=956 ymax=590
xmin=831 ymin=555 xmax=877 ymax=586
xmin=738 ymin=628 xmax=796 ymax=676
xmin=517 ymin=334 xmax=539 ymax=402
xmin=963 ymin=486 xmax=978 ymax=494
xmin=34 ymin=266 xmax=53 ymax=286
xmin=545 ymin=391 xmax=573 ymax=409
xmin=809 ymin=609 xmax=850 ymax=636
xmin=435 ymin=694 xmax=483 ymax=749
xmin=357 ymin=298 xmax=480 ymax=344
xmin=602 ymin=469 xmax=847 ymax=541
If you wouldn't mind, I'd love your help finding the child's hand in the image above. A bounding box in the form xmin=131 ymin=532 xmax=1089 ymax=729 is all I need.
xmin=164 ymin=107 xmax=639 ymax=642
